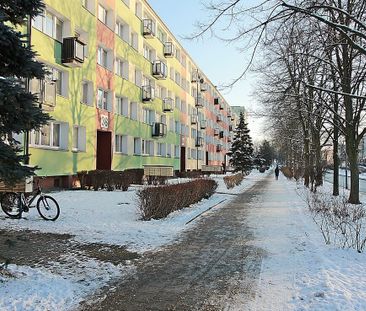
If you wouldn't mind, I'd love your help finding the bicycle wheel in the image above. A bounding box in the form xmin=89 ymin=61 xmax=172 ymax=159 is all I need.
xmin=1 ymin=192 xmax=22 ymax=218
xmin=36 ymin=195 xmax=60 ymax=221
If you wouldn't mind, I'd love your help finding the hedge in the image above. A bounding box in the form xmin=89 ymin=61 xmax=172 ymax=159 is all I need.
xmin=137 ymin=179 xmax=218 ymax=220
xmin=223 ymin=173 xmax=244 ymax=189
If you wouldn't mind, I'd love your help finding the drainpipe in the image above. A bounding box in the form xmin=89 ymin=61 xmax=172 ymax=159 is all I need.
xmin=24 ymin=15 xmax=32 ymax=165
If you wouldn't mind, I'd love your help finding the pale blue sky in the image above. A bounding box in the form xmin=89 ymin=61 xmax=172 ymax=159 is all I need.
xmin=147 ymin=0 xmax=263 ymax=141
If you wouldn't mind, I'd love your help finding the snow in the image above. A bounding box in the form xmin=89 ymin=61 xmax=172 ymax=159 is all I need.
xmin=3 ymin=169 xmax=365 ymax=311
xmin=0 ymin=171 xmax=266 ymax=311
xmin=242 ymin=176 xmax=366 ymax=311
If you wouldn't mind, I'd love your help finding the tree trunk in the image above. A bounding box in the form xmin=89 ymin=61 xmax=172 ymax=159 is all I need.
xmin=333 ymin=135 xmax=339 ymax=196
xmin=304 ymin=138 xmax=310 ymax=187
xmin=347 ymin=143 xmax=360 ymax=204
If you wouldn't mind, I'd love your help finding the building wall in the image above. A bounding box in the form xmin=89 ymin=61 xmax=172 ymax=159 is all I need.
xmin=26 ymin=0 xmax=236 ymax=180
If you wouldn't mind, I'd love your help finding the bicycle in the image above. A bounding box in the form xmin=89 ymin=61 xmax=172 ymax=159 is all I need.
xmin=1 ymin=179 xmax=60 ymax=221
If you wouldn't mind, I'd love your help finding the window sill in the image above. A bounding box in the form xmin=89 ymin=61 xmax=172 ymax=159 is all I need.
xmin=30 ymin=146 xmax=68 ymax=152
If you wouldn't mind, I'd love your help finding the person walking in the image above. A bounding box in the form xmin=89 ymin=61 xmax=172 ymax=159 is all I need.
xmin=275 ymin=165 xmax=280 ymax=180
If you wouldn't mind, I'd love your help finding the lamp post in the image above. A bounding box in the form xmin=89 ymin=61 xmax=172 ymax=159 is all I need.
xmin=194 ymin=69 xmax=205 ymax=171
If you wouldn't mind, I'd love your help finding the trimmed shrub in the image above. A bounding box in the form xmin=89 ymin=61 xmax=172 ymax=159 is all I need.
xmin=76 ymin=170 xmax=133 ymax=191
xmin=137 ymin=179 xmax=218 ymax=220
xmin=175 ymin=170 xmax=203 ymax=179
xmin=224 ymin=173 xmax=244 ymax=189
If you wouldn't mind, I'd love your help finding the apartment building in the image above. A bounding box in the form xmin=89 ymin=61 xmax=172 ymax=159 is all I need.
xmin=23 ymin=0 xmax=236 ymax=186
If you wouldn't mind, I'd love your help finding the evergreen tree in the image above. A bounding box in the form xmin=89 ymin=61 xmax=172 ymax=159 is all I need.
xmin=228 ymin=112 xmax=254 ymax=173
xmin=0 ymin=0 xmax=49 ymax=184
xmin=259 ymin=140 xmax=275 ymax=166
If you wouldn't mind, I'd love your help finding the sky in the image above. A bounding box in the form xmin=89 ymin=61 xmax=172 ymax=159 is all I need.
xmin=147 ymin=0 xmax=265 ymax=142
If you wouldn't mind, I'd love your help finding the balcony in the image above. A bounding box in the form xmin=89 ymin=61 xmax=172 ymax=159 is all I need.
xmin=217 ymin=114 xmax=223 ymax=122
xmin=61 ymin=37 xmax=85 ymax=67
xmin=219 ymin=104 xmax=224 ymax=110
xmin=152 ymin=61 xmax=167 ymax=79
xmin=191 ymin=114 xmax=198 ymax=125
xmin=228 ymin=136 xmax=232 ymax=142
xmin=164 ymin=42 xmax=174 ymax=57
xmin=152 ymin=122 xmax=167 ymax=137
xmin=219 ymin=131 xmax=224 ymax=139
xmin=195 ymin=95 xmax=204 ymax=108
xmin=231 ymin=117 xmax=235 ymax=121
xmin=191 ymin=70 xmax=199 ymax=83
xmin=216 ymin=144 xmax=223 ymax=152
xmin=200 ymin=82 xmax=208 ymax=92
xmin=200 ymin=120 xmax=207 ymax=129
xmin=195 ymin=137 xmax=204 ymax=147
xmin=163 ymin=97 xmax=174 ymax=112
xmin=227 ymin=109 xmax=232 ymax=117
xmin=214 ymin=97 xmax=220 ymax=105
xmin=142 ymin=85 xmax=155 ymax=101
xmin=214 ymin=128 xmax=219 ymax=136
xmin=143 ymin=19 xmax=155 ymax=37
xmin=229 ymin=125 xmax=233 ymax=132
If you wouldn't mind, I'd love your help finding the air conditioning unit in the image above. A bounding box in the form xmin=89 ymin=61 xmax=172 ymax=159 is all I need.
xmin=62 ymin=37 xmax=85 ymax=67
xmin=152 ymin=122 xmax=167 ymax=137
xmin=142 ymin=85 xmax=155 ymax=101
xmin=164 ymin=42 xmax=174 ymax=57
xmin=152 ymin=61 xmax=167 ymax=79
xmin=143 ymin=19 xmax=155 ymax=37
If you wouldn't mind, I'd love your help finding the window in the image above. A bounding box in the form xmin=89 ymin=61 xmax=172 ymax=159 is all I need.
xmin=115 ymin=96 xmax=128 ymax=116
xmin=134 ymin=137 xmax=141 ymax=155
xmin=130 ymin=102 xmax=138 ymax=120
xmin=31 ymin=122 xmax=68 ymax=149
xmin=135 ymin=69 xmax=142 ymax=87
xmin=97 ymin=88 xmax=112 ymax=111
xmin=81 ymin=0 xmax=95 ymax=13
xmin=115 ymin=19 xmax=129 ymax=42
xmin=33 ymin=10 xmax=63 ymax=42
xmin=174 ymin=145 xmax=180 ymax=158
xmin=157 ymin=143 xmax=165 ymax=156
xmin=131 ymin=32 xmax=138 ymax=50
xmin=122 ymin=0 xmax=130 ymax=7
xmin=97 ymin=46 xmax=108 ymax=68
xmin=157 ymin=27 xmax=167 ymax=43
xmin=115 ymin=58 xmax=129 ymax=80
xmin=135 ymin=1 xmax=142 ymax=19
xmin=81 ymin=80 xmax=93 ymax=105
xmin=98 ymin=4 xmax=107 ymax=24
xmin=72 ymin=126 xmax=86 ymax=152
xmin=143 ymin=109 xmax=155 ymax=125
xmin=115 ymin=135 xmax=128 ymax=153
xmin=143 ymin=44 xmax=155 ymax=62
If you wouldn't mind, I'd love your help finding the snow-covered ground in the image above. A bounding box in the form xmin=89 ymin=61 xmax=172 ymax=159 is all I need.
xmin=244 ymin=175 xmax=366 ymax=311
xmin=0 ymin=171 xmax=266 ymax=311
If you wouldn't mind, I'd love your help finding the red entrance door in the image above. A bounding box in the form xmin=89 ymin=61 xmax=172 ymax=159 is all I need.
xmin=96 ymin=131 xmax=112 ymax=170
xmin=180 ymin=147 xmax=186 ymax=172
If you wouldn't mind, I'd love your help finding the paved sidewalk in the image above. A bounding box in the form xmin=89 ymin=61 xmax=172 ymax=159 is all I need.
xmin=77 ymin=176 xmax=271 ymax=311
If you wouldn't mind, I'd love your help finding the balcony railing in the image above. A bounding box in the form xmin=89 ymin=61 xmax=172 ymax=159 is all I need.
xmin=61 ymin=37 xmax=85 ymax=67
xmin=163 ymin=97 xmax=174 ymax=112
xmin=191 ymin=114 xmax=198 ymax=124
xmin=195 ymin=137 xmax=204 ymax=147
xmin=164 ymin=42 xmax=174 ymax=57
xmin=152 ymin=61 xmax=167 ymax=79
xmin=214 ymin=128 xmax=219 ymax=136
xmin=219 ymin=131 xmax=224 ymax=138
xmin=195 ymin=95 xmax=204 ymax=108
xmin=219 ymin=104 xmax=224 ymax=110
xmin=152 ymin=122 xmax=167 ymax=137
xmin=200 ymin=120 xmax=207 ymax=129
xmin=217 ymin=114 xmax=223 ymax=122
xmin=227 ymin=109 xmax=232 ymax=117
xmin=228 ymin=136 xmax=232 ymax=142
xmin=216 ymin=144 xmax=223 ymax=152
xmin=142 ymin=85 xmax=155 ymax=101
xmin=143 ymin=19 xmax=155 ymax=37
xmin=229 ymin=125 xmax=233 ymax=132
xmin=200 ymin=82 xmax=208 ymax=92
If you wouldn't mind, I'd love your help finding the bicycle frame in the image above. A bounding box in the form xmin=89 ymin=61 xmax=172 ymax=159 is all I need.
xmin=21 ymin=187 xmax=42 ymax=210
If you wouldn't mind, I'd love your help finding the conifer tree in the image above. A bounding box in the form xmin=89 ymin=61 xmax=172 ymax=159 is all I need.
xmin=0 ymin=0 xmax=49 ymax=184
xmin=228 ymin=112 xmax=254 ymax=173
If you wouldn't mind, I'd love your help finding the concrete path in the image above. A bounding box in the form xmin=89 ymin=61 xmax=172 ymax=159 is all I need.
xmin=77 ymin=175 xmax=272 ymax=311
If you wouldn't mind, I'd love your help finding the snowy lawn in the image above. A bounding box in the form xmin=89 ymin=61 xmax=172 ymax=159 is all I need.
xmin=244 ymin=175 xmax=366 ymax=311
xmin=0 ymin=170 xmax=268 ymax=311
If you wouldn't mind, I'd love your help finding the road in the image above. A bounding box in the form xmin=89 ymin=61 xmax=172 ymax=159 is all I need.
xmin=76 ymin=177 xmax=270 ymax=311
